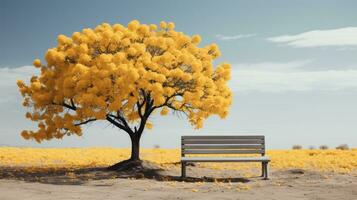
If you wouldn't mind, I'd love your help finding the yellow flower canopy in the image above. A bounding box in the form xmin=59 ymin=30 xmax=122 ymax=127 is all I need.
xmin=17 ymin=20 xmax=232 ymax=143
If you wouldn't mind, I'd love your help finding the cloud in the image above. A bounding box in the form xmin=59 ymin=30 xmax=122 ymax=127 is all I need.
xmin=216 ymin=34 xmax=256 ymax=41
xmin=267 ymin=27 xmax=357 ymax=47
xmin=0 ymin=66 xmax=38 ymax=103
xmin=230 ymin=61 xmax=357 ymax=92
xmin=235 ymin=60 xmax=312 ymax=72
xmin=0 ymin=66 xmax=37 ymax=86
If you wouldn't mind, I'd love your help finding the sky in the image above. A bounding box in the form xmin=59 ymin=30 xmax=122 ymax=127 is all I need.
xmin=1 ymin=0 xmax=357 ymax=149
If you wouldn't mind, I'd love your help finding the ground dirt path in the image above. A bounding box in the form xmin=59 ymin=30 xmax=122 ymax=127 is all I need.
xmin=0 ymin=165 xmax=356 ymax=200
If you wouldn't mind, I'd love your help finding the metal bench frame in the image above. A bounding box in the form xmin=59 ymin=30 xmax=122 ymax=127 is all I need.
xmin=181 ymin=135 xmax=270 ymax=179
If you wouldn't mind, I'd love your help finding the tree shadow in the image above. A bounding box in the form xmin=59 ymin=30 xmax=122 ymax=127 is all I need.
xmin=0 ymin=162 xmax=251 ymax=185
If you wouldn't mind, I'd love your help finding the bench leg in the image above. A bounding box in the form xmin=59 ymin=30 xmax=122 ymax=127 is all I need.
xmin=181 ymin=162 xmax=186 ymax=178
xmin=261 ymin=162 xmax=265 ymax=177
xmin=263 ymin=162 xmax=269 ymax=180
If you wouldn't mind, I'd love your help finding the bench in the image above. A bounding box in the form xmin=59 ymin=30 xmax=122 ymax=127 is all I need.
xmin=181 ymin=135 xmax=270 ymax=179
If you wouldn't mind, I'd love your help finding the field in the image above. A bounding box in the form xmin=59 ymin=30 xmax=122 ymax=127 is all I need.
xmin=0 ymin=147 xmax=356 ymax=200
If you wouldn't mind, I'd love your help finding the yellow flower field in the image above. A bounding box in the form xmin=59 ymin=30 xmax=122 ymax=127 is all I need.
xmin=0 ymin=147 xmax=356 ymax=173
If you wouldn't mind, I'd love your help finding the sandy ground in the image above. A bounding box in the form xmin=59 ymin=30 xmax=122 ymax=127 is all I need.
xmin=0 ymin=163 xmax=356 ymax=200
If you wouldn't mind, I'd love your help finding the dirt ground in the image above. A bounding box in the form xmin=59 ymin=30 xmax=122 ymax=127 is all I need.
xmin=0 ymin=163 xmax=356 ymax=200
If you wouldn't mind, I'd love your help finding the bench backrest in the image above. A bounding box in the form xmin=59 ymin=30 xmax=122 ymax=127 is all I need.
xmin=181 ymin=135 xmax=266 ymax=157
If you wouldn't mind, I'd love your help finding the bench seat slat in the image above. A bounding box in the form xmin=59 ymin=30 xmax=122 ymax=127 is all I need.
xmin=183 ymin=140 xmax=264 ymax=144
xmin=181 ymin=156 xmax=270 ymax=162
xmin=182 ymin=135 xmax=264 ymax=139
xmin=182 ymin=139 xmax=263 ymax=142
xmin=182 ymin=149 xmax=263 ymax=154
xmin=182 ymin=144 xmax=263 ymax=149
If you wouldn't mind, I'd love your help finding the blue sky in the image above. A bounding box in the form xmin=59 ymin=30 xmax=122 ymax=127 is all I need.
xmin=1 ymin=0 xmax=357 ymax=149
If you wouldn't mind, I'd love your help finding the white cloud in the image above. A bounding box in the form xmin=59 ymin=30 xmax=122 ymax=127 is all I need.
xmin=235 ymin=60 xmax=312 ymax=72
xmin=0 ymin=66 xmax=37 ymax=86
xmin=0 ymin=66 xmax=38 ymax=103
xmin=267 ymin=27 xmax=357 ymax=47
xmin=230 ymin=61 xmax=357 ymax=92
xmin=216 ymin=34 xmax=256 ymax=41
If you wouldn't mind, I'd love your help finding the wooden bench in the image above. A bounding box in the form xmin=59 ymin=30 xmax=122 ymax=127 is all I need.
xmin=181 ymin=135 xmax=270 ymax=179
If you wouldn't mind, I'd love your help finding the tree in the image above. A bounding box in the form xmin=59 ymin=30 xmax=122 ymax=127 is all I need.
xmin=17 ymin=20 xmax=232 ymax=167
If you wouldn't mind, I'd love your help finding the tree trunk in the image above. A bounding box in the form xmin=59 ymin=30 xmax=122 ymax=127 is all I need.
xmin=107 ymin=133 xmax=142 ymax=170
xmin=130 ymin=134 xmax=140 ymax=161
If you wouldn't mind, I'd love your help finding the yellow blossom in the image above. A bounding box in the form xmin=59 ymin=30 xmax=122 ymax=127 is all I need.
xmin=160 ymin=107 xmax=169 ymax=115
xmin=167 ymin=22 xmax=175 ymax=30
xmin=33 ymin=59 xmax=42 ymax=68
xmin=192 ymin=35 xmax=201 ymax=44
xmin=160 ymin=21 xmax=167 ymax=29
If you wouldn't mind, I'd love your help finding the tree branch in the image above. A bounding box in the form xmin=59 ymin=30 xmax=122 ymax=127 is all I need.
xmin=114 ymin=112 xmax=131 ymax=131
xmin=74 ymin=118 xmax=96 ymax=126
xmin=106 ymin=115 xmax=133 ymax=135
xmin=58 ymin=102 xmax=77 ymax=111
xmin=135 ymin=93 xmax=154 ymax=136
xmin=70 ymin=99 xmax=76 ymax=109
xmin=152 ymin=93 xmax=184 ymax=110
xmin=136 ymin=89 xmax=146 ymax=118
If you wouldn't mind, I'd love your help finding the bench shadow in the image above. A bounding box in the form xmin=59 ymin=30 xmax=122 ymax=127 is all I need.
xmin=0 ymin=165 xmax=251 ymax=185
